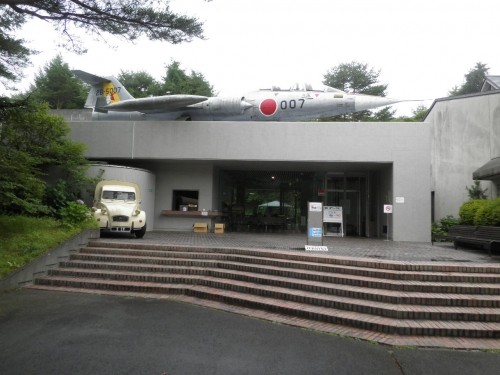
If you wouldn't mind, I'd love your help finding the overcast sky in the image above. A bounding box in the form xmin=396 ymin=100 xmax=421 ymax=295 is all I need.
xmin=6 ymin=0 xmax=500 ymax=115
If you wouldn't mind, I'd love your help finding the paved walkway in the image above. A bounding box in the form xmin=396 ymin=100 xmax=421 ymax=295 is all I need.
xmin=102 ymin=231 xmax=500 ymax=264
xmin=1 ymin=289 xmax=500 ymax=375
xmin=2 ymin=231 xmax=500 ymax=374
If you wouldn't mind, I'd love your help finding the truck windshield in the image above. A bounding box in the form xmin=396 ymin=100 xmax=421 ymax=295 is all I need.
xmin=102 ymin=190 xmax=135 ymax=201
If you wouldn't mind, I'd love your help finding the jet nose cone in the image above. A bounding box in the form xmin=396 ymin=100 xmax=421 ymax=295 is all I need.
xmin=354 ymin=95 xmax=401 ymax=112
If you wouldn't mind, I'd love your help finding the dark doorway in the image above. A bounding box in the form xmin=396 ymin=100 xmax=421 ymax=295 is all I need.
xmin=219 ymin=171 xmax=314 ymax=232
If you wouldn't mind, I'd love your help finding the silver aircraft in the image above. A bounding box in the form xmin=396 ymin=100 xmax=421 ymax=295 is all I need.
xmin=73 ymin=70 xmax=403 ymax=121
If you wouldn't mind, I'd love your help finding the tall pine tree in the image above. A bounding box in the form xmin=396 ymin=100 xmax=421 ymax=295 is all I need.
xmin=30 ymin=55 xmax=87 ymax=109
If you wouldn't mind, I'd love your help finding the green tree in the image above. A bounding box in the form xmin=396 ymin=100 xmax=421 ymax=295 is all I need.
xmin=29 ymin=55 xmax=87 ymax=109
xmin=393 ymin=105 xmax=429 ymax=122
xmin=162 ymin=61 xmax=215 ymax=96
xmin=449 ymin=62 xmax=489 ymax=96
xmin=117 ymin=70 xmax=162 ymax=98
xmin=321 ymin=61 xmax=391 ymax=122
xmin=323 ymin=62 xmax=387 ymax=95
xmin=411 ymin=105 xmax=429 ymax=122
xmin=466 ymin=180 xmax=488 ymax=200
xmin=0 ymin=138 xmax=46 ymax=215
xmin=370 ymin=107 xmax=396 ymax=122
xmin=0 ymin=101 xmax=88 ymax=215
xmin=0 ymin=7 xmax=32 ymax=87
xmin=0 ymin=0 xmax=209 ymax=85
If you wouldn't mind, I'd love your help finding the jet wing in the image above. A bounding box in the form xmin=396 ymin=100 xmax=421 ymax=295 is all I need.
xmin=97 ymin=94 xmax=209 ymax=113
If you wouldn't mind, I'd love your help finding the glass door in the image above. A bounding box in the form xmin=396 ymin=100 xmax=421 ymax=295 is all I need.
xmin=325 ymin=174 xmax=368 ymax=237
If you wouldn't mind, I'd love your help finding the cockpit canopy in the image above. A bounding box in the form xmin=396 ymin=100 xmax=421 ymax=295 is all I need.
xmin=260 ymin=83 xmax=345 ymax=93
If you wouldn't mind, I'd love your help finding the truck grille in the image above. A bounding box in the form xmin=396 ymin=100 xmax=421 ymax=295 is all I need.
xmin=112 ymin=215 xmax=129 ymax=222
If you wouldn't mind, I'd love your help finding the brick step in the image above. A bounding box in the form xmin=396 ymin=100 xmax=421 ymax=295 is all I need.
xmin=62 ymin=259 xmax=500 ymax=296
xmin=47 ymin=267 xmax=500 ymax=318
xmin=87 ymin=241 xmax=500 ymax=274
xmin=71 ymin=250 xmax=500 ymax=292
xmin=33 ymin=276 xmax=500 ymax=338
xmin=78 ymin=248 xmax=500 ymax=284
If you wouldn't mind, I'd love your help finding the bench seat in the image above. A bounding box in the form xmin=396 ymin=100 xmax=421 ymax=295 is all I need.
xmin=446 ymin=225 xmax=500 ymax=256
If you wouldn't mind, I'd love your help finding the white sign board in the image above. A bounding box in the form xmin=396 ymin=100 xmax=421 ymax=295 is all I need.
xmin=323 ymin=205 xmax=344 ymax=237
xmin=309 ymin=202 xmax=322 ymax=212
xmin=383 ymin=204 xmax=393 ymax=214
xmin=323 ymin=206 xmax=343 ymax=223
xmin=305 ymin=245 xmax=329 ymax=252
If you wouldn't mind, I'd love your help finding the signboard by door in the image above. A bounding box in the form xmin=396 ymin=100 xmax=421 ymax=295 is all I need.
xmin=307 ymin=202 xmax=323 ymax=247
xmin=383 ymin=204 xmax=392 ymax=240
xmin=323 ymin=206 xmax=344 ymax=237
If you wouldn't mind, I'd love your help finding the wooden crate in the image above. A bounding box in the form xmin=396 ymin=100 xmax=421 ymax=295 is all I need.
xmin=214 ymin=223 xmax=225 ymax=234
xmin=193 ymin=223 xmax=209 ymax=233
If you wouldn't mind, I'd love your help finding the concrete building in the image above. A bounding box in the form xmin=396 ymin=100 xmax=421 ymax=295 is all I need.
xmin=62 ymin=85 xmax=500 ymax=243
xmin=67 ymin=119 xmax=431 ymax=242
xmin=426 ymin=90 xmax=500 ymax=222
xmin=62 ymin=86 xmax=500 ymax=242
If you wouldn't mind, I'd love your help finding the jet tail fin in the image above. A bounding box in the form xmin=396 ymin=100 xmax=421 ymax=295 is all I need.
xmin=72 ymin=70 xmax=134 ymax=110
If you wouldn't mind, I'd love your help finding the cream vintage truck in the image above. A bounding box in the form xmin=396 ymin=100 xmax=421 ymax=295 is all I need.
xmin=92 ymin=180 xmax=147 ymax=238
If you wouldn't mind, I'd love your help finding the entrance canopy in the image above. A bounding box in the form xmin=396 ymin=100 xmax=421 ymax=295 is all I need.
xmin=473 ymin=157 xmax=500 ymax=180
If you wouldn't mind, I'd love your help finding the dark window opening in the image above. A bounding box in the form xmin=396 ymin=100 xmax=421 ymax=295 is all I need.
xmin=173 ymin=190 xmax=199 ymax=211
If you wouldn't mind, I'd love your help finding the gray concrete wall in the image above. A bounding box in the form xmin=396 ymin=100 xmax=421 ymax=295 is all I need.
xmin=427 ymin=92 xmax=500 ymax=221
xmin=52 ymin=108 xmax=93 ymax=121
xmin=0 ymin=229 xmax=99 ymax=290
xmin=70 ymin=121 xmax=428 ymax=163
xmin=69 ymin=121 xmax=431 ymax=242
xmin=154 ymin=163 xmax=215 ymax=231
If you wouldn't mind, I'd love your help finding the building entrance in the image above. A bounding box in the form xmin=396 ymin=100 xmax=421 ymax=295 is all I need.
xmin=219 ymin=170 xmax=314 ymax=232
xmin=324 ymin=174 xmax=368 ymax=236
xmin=219 ymin=170 xmax=378 ymax=237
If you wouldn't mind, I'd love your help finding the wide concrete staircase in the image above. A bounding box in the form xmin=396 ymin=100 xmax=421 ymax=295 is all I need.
xmin=31 ymin=240 xmax=500 ymax=349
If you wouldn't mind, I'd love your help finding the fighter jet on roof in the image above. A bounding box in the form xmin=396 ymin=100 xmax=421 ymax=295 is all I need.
xmin=73 ymin=70 xmax=403 ymax=121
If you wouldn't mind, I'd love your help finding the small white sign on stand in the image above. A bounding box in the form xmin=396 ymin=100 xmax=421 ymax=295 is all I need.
xmin=383 ymin=205 xmax=393 ymax=240
xmin=323 ymin=206 xmax=344 ymax=237
xmin=305 ymin=245 xmax=329 ymax=252
xmin=307 ymin=202 xmax=324 ymax=247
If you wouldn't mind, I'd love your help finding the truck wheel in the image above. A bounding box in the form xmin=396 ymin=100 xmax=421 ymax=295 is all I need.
xmin=134 ymin=224 xmax=146 ymax=238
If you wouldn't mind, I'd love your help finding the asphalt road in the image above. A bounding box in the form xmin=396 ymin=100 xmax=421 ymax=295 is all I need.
xmin=0 ymin=289 xmax=499 ymax=375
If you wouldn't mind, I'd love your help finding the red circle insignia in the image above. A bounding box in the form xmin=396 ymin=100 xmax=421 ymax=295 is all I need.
xmin=259 ymin=98 xmax=277 ymax=116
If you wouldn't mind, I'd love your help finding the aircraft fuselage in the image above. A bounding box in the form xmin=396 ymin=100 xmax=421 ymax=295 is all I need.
xmin=92 ymin=90 xmax=359 ymax=121
xmin=73 ymin=70 xmax=401 ymax=121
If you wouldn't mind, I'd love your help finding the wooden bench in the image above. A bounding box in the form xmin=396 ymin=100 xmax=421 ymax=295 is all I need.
xmin=445 ymin=225 xmax=500 ymax=256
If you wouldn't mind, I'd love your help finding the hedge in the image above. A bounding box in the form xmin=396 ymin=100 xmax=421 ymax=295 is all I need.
xmin=459 ymin=198 xmax=500 ymax=226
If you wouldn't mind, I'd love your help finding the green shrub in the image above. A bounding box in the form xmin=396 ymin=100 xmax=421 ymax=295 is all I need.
xmin=459 ymin=200 xmax=487 ymax=225
xmin=474 ymin=198 xmax=500 ymax=226
xmin=459 ymin=198 xmax=500 ymax=226
xmin=432 ymin=215 xmax=460 ymax=240
xmin=0 ymin=215 xmax=97 ymax=278
xmin=59 ymin=201 xmax=93 ymax=227
xmin=438 ymin=215 xmax=460 ymax=232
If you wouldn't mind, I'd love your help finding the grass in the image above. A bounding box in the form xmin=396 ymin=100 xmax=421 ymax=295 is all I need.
xmin=0 ymin=215 xmax=96 ymax=278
